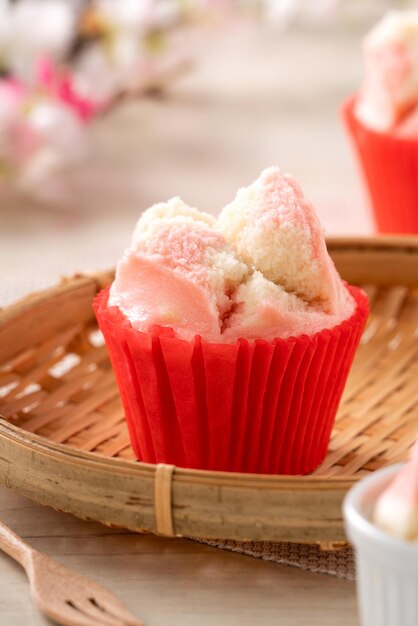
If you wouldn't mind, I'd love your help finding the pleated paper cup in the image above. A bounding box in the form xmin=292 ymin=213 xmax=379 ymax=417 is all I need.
xmin=94 ymin=285 xmax=368 ymax=475
xmin=343 ymin=95 xmax=418 ymax=234
xmin=344 ymin=464 xmax=418 ymax=626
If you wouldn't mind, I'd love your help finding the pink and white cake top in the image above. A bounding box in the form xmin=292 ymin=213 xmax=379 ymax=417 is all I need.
xmin=374 ymin=440 xmax=418 ymax=542
xmin=109 ymin=167 xmax=355 ymax=343
xmin=218 ymin=167 xmax=350 ymax=316
xmin=356 ymin=11 xmax=418 ymax=136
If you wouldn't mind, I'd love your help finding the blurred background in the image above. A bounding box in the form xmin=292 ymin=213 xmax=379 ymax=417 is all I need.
xmin=0 ymin=0 xmax=414 ymax=305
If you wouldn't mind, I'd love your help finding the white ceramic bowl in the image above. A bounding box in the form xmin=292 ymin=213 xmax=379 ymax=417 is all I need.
xmin=344 ymin=464 xmax=418 ymax=626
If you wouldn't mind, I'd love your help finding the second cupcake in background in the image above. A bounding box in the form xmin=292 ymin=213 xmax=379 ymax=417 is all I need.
xmin=95 ymin=167 xmax=368 ymax=474
xmin=343 ymin=11 xmax=418 ymax=234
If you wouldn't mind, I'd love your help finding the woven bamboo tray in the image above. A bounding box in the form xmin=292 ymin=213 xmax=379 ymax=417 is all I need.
xmin=0 ymin=237 xmax=417 ymax=544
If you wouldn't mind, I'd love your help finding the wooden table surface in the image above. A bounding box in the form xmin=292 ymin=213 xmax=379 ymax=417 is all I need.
xmin=0 ymin=24 xmax=370 ymax=625
xmin=0 ymin=487 xmax=359 ymax=625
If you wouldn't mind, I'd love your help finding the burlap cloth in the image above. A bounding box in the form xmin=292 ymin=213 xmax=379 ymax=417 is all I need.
xmin=192 ymin=539 xmax=356 ymax=580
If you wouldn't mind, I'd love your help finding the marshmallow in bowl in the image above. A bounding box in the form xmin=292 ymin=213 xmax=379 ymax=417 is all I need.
xmin=374 ymin=441 xmax=418 ymax=542
xmin=109 ymin=167 xmax=355 ymax=343
xmin=356 ymin=11 xmax=418 ymax=135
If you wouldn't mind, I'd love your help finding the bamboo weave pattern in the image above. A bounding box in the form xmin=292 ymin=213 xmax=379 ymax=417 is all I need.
xmin=0 ymin=283 xmax=417 ymax=476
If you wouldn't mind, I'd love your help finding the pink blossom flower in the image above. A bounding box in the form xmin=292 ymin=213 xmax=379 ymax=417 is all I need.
xmin=0 ymin=78 xmax=40 ymax=167
xmin=37 ymin=57 xmax=99 ymax=122
xmin=0 ymin=69 xmax=87 ymax=200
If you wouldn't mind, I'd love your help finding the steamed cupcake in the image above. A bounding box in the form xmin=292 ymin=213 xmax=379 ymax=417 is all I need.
xmin=94 ymin=167 xmax=368 ymax=474
xmin=343 ymin=11 xmax=418 ymax=234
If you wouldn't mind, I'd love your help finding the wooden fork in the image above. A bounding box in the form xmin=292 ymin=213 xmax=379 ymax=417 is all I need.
xmin=0 ymin=518 xmax=144 ymax=626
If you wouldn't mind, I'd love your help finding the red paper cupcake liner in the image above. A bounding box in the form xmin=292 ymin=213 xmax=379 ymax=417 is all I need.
xmin=343 ymin=95 xmax=418 ymax=234
xmin=94 ymin=285 xmax=369 ymax=475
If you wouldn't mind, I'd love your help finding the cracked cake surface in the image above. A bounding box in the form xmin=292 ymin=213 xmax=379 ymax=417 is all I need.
xmin=109 ymin=167 xmax=354 ymax=343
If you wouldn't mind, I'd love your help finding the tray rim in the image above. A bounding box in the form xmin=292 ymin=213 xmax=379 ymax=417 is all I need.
xmin=0 ymin=419 xmax=356 ymax=487
xmin=0 ymin=418 xmax=356 ymax=543
xmin=0 ymin=234 xmax=417 ymax=543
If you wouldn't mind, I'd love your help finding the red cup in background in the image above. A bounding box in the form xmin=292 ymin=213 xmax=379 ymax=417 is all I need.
xmin=343 ymin=95 xmax=418 ymax=234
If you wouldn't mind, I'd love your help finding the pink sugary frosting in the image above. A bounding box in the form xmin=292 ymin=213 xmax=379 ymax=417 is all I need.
xmin=109 ymin=168 xmax=356 ymax=343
